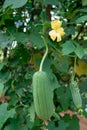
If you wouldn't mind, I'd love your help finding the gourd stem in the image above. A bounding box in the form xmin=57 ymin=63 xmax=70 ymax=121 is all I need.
xmin=39 ymin=36 xmax=48 ymax=71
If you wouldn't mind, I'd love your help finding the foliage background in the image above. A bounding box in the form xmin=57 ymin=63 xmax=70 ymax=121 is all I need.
xmin=0 ymin=0 xmax=87 ymax=130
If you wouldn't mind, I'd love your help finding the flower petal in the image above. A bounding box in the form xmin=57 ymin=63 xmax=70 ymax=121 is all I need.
xmin=49 ymin=30 xmax=57 ymax=41
xmin=51 ymin=20 xmax=62 ymax=30
xmin=56 ymin=34 xmax=62 ymax=42
xmin=57 ymin=27 xmax=65 ymax=36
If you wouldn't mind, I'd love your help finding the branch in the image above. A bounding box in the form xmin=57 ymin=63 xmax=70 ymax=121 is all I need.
xmin=74 ymin=21 xmax=87 ymax=40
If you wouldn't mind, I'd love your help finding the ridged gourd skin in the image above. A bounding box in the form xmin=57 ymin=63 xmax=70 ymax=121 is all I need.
xmin=33 ymin=71 xmax=54 ymax=120
xmin=70 ymin=80 xmax=82 ymax=109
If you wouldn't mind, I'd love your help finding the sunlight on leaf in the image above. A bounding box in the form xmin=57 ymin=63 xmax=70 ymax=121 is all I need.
xmin=3 ymin=0 xmax=28 ymax=9
xmin=75 ymin=60 xmax=87 ymax=76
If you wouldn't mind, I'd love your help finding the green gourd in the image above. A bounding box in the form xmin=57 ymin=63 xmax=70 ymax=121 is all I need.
xmin=33 ymin=71 xmax=54 ymax=120
xmin=70 ymin=80 xmax=82 ymax=109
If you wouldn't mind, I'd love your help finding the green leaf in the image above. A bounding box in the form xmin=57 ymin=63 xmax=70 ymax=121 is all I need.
xmin=65 ymin=26 xmax=75 ymax=35
xmin=0 ymin=31 xmax=13 ymax=48
xmin=32 ymin=126 xmax=40 ymax=130
xmin=47 ymin=115 xmax=79 ymax=130
xmin=57 ymin=57 xmax=69 ymax=73
xmin=74 ymin=44 xmax=84 ymax=59
xmin=47 ymin=120 xmax=68 ymax=130
xmin=51 ymin=51 xmax=69 ymax=73
xmin=79 ymin=80 xmax=87 ymax=117
xmin=4 ymin=118 xmax=29 ymax=130
xmin=4 ymin=125 xmax=28 ymax=130
xmin=47 ymin=121 xmax=56 ymax=130
xmin=40 ymin=10 xmax=47 ymax=22
xmin=3 ymin=0 xmax=28 ymax=9
xmin=0 ymin=71 xmax=10 ymax=82
xmin=0 ymin=62 xmax=4 ymax=71
xmin=84 ymin=48 xmax=87 ymax=55
xmin=25 ymin=116 xmax=34 ymax=129
xmin=0 ymin=9 xmax=12 ymax=25
xmin=76 ymin=15 xmax=87 ymax=23
xmin=42 ymin=57 xmax=60 ymax=90
xmin=82 ymin=0 xmax=87 ymax=6
xmin=28 ymin=103 xmax=35 ymax=122
xmin=29 ymin=31 xmax=44 ymax=49
xmin=56 ymin=87 xmax=71 ymax=110
xmin=57 ymin=120 xmax=69 ymax=130
xmin=14 ymin=32 xmax=30 ymax=44
xmin=67 ymin=115 xmax=79 ymax=130
xmin=53 ymin=56 xmax=69 ymax=73
xmin=0 ymin=82 xmax=4 ymax=97
xmin=44 ymin=0 xmax=59 ymax=6
xmin=79 ymin=8 xmax=87 ymax=12
xmin=50 ymin=73 xmax=61 ymax=91
xmin=0 ymin=103 xmax=16 ymax=129
xmin=61 ymin=41 xmax=76 ymax=55
xmin=0 ymin=61 xmax=7 ymax=71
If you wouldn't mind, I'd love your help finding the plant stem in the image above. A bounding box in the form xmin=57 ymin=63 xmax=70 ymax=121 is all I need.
xmin=39 ymin=1 xmax=48 ymax=71
xmin=74 ymin=21 xmax=86 ymax=40
xmin=39 ymin=36 xmax=48 ymax=71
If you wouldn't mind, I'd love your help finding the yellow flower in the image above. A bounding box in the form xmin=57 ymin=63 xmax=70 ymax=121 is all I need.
xmin=49 ymin=20 xmax=65 ymax=42
xmin=56 ymin=33 xmax=62 ymax=42
xmin=57 ymin=28 xmax=65 ymax=36
xmin=51 ymin=20 xmax=62 ymax=30
xmin=49 ymin=30 xmax=62 ymax=42
xmin=49 ymin=30 xmax=57 ymax=41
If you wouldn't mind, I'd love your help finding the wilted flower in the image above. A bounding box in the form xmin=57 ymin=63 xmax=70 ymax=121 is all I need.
xmin=49 ymin=20 xmax=65 ymax=42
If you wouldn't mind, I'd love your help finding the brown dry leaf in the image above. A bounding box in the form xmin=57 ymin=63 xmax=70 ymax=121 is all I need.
xmin=75 ymin=60 xmax=87 ymax=76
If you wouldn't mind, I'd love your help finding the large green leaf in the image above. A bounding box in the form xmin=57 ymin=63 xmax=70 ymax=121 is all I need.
xmin=47 ymin=115 xmax=79 ymax=130
xmin=57 ymin=56 xmax=69 ymax=73
xmin=53 ymin=56 xmax=69 ymax=73
xmin=82 ymin=0 xmax=87 ymax=6
xmin=0 ymin=103 xmax=16 ymax=129
xmin=74 ymin=44 xmax=84 ymax=59
xmin=65 ymin=26 xmax=75 ymax=35
xmin=56 ymin=87 xmax=71 ymax=110
xmin=13 ymin=32 xmax=30 ymax=44
xmin=4 ymin=118 xmax=28 ymax=130
xmin=28 ymin=31 xmax=44 ymax=49
xmin=50 ymin=73 xmax=61 ymax=91
xmin=67 ymin=115 xmax=79 ymax=130
xmin=57 ymin=120 xmax=69 ymax=130
xmin=79 ymin=8 xmax=87 ymax=12
xmin=3 ymin=0 xmax=28 ymax=9
xmin=61 ymin=41 xmax=76 ymax=55
xmin=47 ymin=120 xmax=68 ymax=130
xmin=76 ymin=15 xmax=87 ymax=23
xmin=47 ymin=121 xmax=57 ymax=130
xmin=0 ymin=71 xmax=10 ymax=82
xmin=42 ymin=57 xmax=60 ymax=90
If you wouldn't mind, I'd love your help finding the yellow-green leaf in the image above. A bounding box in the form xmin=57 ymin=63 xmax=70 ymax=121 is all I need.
xmin=75 ymin=60 xmax=87 ymax=76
